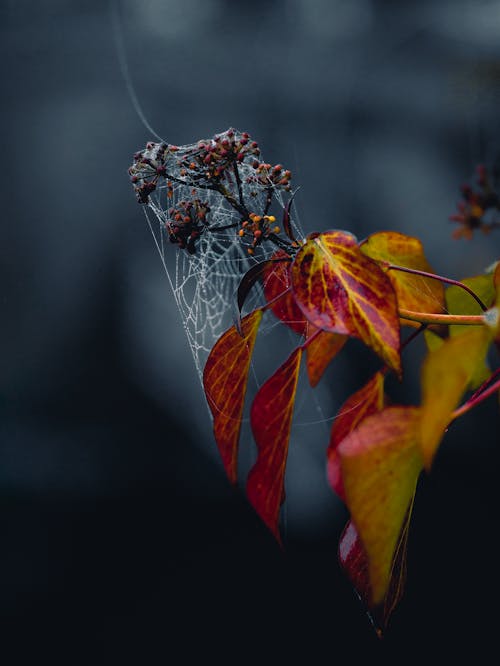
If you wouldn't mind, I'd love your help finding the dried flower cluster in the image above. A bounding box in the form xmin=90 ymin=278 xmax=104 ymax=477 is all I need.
xmin=129 ymin=128 xmax=296 ymax=255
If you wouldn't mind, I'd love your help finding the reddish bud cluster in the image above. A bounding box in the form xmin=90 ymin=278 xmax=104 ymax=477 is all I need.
xmin=247 ymin=162 xmax=292 ymax=192
xmin=166 ymin=199 xmax=210 ymax=254
xmin=128 ymin=142 xmax=170 ymax=203
xmin=239 ymin=213 xmax=281 ymax=254
xmin=175 ymin=129 xmax=261 ymax=183
xmin=129 ymin=130 xmax=263 ymax=204
xmin=129 ymin=129 xmax=297 ymax=257
xmin=450 ymin=164 xmax=500 ymax=239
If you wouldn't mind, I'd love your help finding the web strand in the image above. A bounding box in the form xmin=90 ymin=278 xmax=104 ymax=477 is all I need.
xmin=130 ymin=129 xmax=301 ymax=384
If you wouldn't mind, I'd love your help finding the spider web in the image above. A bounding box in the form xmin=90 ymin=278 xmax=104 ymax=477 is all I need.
xmin=129 ymin=128 xmax=303 ymax=383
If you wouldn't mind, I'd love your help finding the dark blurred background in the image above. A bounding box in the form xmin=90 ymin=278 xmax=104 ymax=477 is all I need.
xmin=1 ymin=1 xmax=499 ymax=663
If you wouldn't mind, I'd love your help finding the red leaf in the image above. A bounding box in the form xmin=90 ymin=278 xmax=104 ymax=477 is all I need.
xmin=247 ymin=347 xmax=303 ymax=542
xmin=263 ymin=253 xmax=348 ymax=382
xmin=291 ymin=230 xmax=401 ymax=375
xmin=263 ymin=251 xmax=308 ymax=336
xmin=327 ymin=371 xmax=386 ymax=500
xmin=305 ymin=328 xmax=347 ymax=388
xmin=234 ymin=258 xmax=289 ymax=334
xmin=203 ymin=309 xmax=263 ymax=484
xmin=339 ymin=508 xmax=412 ymax=636
xmin=338 ymin=521 xmax=371 ymax=620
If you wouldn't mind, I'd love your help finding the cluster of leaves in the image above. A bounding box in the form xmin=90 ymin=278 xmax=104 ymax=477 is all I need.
xmin=130 ymin=129 xmax=499 ymax=635
xmin=203 ymin=226 xmax=500 ymax=634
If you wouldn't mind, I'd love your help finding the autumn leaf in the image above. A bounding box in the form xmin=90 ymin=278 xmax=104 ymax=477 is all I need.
xmin=339 ymin=511 xmax=411 ymax=636
xmin=445 ymin=272 xmax=495 ymax=337
xmin=360 ymin=231 xmax=445 ymax=325
xmin=305 ymin=328 xmax=347 ymax=388
xmin=333 ymin=375 xmax=412 ymax=632
xmin=203 ymin=309 xmax=263 ymax=484
xmin=420 ymin=325 xmax=492 ymax=469
xmin=339 ymin=406 xmax=423 ymax=605
xmin=263 ymin=252 xmax=347 ymax=386
xmin=291 ymin=230 xmax=401 ymax=375
xmin=327 ymin=371 xmax=386 ymax=500
xmin=233 ymin=259 xmax=287 ymax=334
xmin=424 ymin=327 xmax=489 ymax=391
xmin=423 ymin=329 xmax=444 ymax=354
xmin=338 ymin=521 xmax=370 ymax=613
xmin=246 ymin=347 xmax=302 ymax=542
xmin=263 ymin=250 xmax=308 ymax=336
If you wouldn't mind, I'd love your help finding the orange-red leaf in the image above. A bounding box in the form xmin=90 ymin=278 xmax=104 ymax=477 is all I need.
xmin=360 ymin=231 xmax=445 ymax=324
xmin=234 ymin=259 xmax=285 ymax=333
xmin=420 ymin=325 xmax=492 ymax=469
xmin=327 ymin=371 xmax=386 ymax=500
xmin=305 ymin=328 xmax=347 ymax=388
xmin=339 ymin=406 xmax=423 ymax=605
xmin=203 ymin=309 xmax=263 ymax=484
xmin=291 ymin=230 xmax=401 ymax=375
xmin=247 ymin=347 xmax=303 ymax=542
xmin=263 ymin=252 xmax=347 ymax=385
xmin=263 ymin=251 xmax=308 ymax=336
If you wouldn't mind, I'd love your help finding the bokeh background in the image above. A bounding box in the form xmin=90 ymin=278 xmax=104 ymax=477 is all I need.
xmin=1 ymin=0 xmax=499 ymax=663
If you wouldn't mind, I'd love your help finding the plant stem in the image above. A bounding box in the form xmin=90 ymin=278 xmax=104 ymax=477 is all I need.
xmin=398 ymin=308 xmax=486 ymax=326
xmin=467 ymin=366 xmax=500 ymax=403
xmin=401 ymin=323 xmax=427 ymax=350
xmin=386 ymin=264 xmax=488 ymax=311
xmin=232 ymin=162 xmax=245 ymax=209
xmin=451 ymin=374 xmax=500 ymax=420
xmin=300 ymin=326 xmax=323 ymax=351
xmin=267 ymin=232 xmax=295 ymax=252
xmin=216 ymin=183 xmax=249 ymax=218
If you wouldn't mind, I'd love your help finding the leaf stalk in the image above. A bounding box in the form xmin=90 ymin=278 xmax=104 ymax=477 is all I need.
xmin=398 ymin=309 xmax=486 ymax=326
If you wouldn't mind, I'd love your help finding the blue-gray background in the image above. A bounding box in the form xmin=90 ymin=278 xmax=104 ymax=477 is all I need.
xmin=1 ymin=1 xmax=499 ymax=663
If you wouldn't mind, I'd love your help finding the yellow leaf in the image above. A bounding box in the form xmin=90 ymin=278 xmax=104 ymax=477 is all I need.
xmin=420 ymin=326 xmax=491 ymax=469
xmin=423 ymin=329 xmax=444 ymax=353
xmin=339 ymin=406 xmax=422 ymax=605
xmin=360 ymin=231 xmax=445 ymax=325
xmin=446 ymin=272 xmax=495 ymax=337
